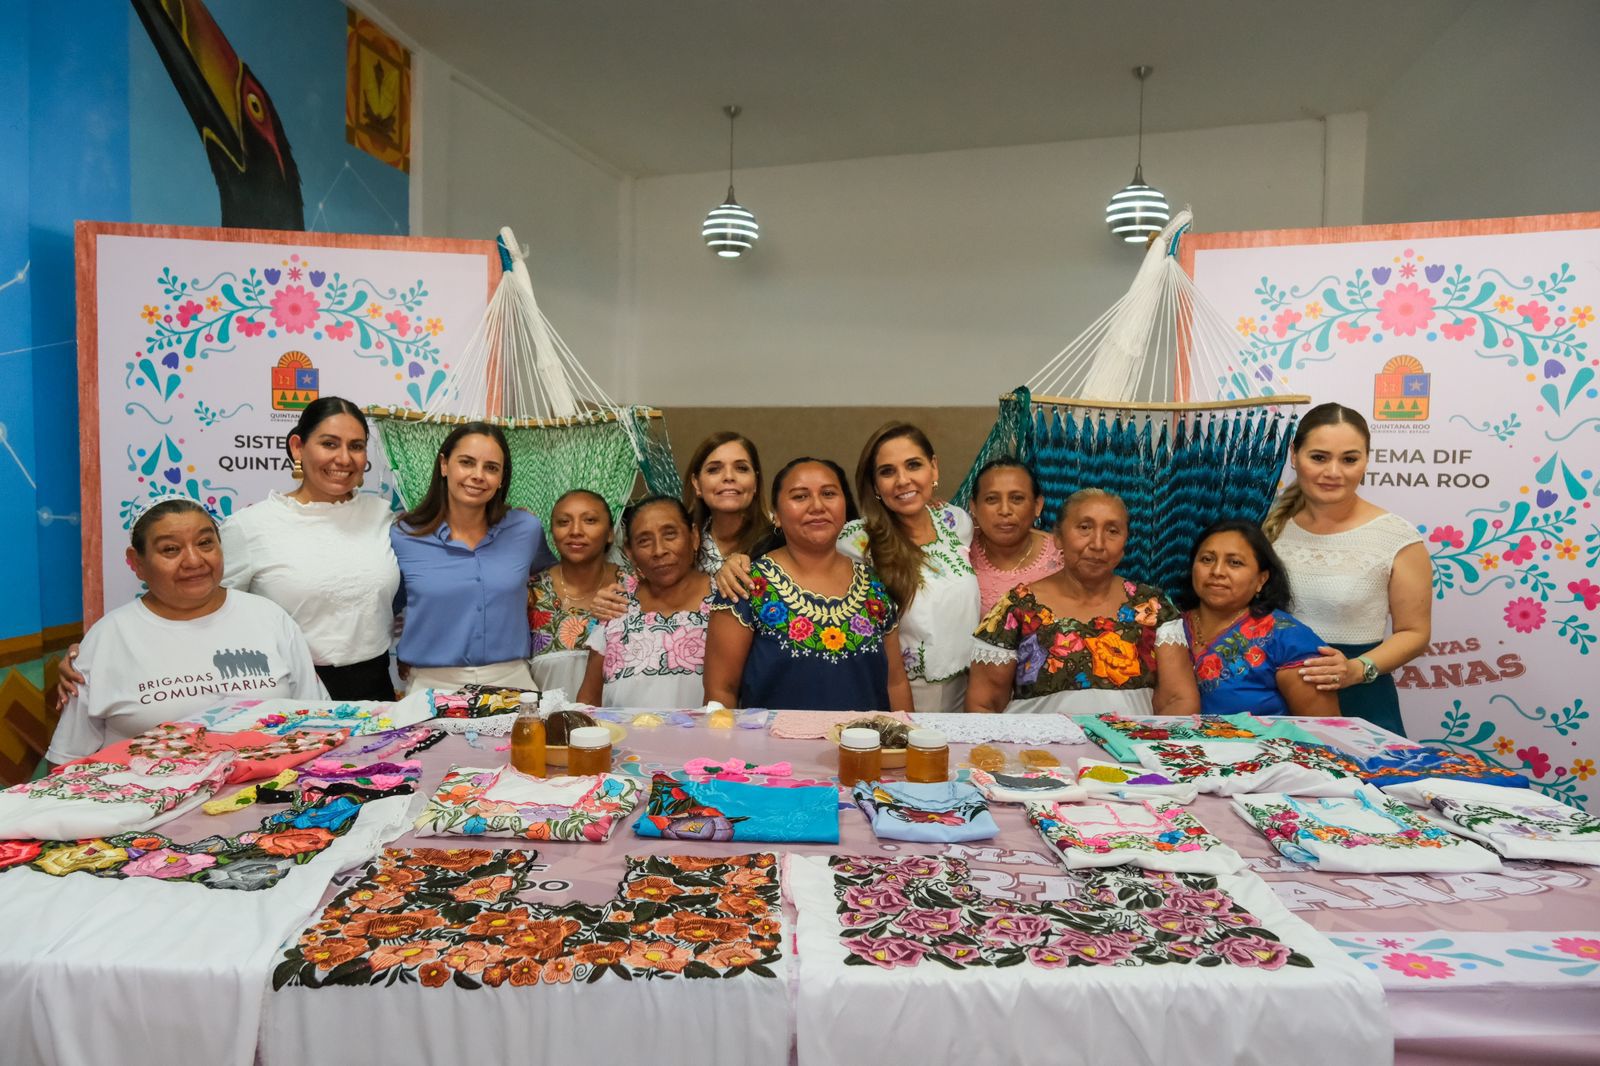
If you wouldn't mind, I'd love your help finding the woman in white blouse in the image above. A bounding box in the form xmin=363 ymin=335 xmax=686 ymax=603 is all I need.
xmin=220 ymin=397 xmax=400 ymax=700
xmin=1264 ymin=402 xmax=1432 ymax=737
xmin=839 ymin=422 xmax=980 ymax=712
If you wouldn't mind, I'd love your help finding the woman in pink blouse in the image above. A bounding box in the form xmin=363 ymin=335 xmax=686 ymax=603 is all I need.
xmin=968 ymin=459 xmax=1061 ymax=615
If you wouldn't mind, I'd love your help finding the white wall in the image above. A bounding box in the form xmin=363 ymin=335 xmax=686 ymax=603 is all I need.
xmin=410 ymin=50 xmax=628 ymax=392
xmin=625 ymin=118 xmax=1362 ymax=406
xmin=1365 ymin=0 xmax=1600 ymax=225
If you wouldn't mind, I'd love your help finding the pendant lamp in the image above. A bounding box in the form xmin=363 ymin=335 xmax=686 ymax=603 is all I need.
xmin=702 ymin=104 xmax=760 ymax=258
xmin=1105 ymin=66 xmax=1170 ymax=245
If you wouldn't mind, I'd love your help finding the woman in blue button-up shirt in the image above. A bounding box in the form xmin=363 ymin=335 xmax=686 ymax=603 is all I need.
xmin=391 ymin=422 xmax=556 ymax=693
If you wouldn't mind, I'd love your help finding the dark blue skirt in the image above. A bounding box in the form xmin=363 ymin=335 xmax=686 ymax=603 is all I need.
xmin=1331 ymin=641 xmax=1406 ymax=738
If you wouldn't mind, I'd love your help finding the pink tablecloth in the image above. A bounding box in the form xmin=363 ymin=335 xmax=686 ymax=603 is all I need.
xmin=186 ymin=713 xmax=1600 ymax=1063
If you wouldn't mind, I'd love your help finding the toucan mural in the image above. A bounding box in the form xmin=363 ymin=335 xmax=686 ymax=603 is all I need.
xmin=131 ymin=0 xmax=305 ymax=229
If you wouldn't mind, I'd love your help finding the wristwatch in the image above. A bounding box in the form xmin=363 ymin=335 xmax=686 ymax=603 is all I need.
xmin=1356 ymin=655 xmax=1380 ymax=685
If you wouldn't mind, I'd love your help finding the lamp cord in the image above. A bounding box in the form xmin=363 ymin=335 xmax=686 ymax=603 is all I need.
xmin=1136 ymin=73 xmax=1145 ymax=170
xmin=728 ymin=111 xmax=736 ymax=191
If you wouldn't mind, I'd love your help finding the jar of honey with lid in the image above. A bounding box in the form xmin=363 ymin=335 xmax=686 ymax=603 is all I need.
xmin=838 ymin=726 xmax=882 ymax=788
xmin=567 ymin=726 xmax=613 ymax=775
xmin=905 ymin=728 xmax=949 ymax=783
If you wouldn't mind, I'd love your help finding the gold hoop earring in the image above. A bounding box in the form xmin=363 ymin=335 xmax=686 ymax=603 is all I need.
xmin=291 ymin=459 xmax=304 ymax=481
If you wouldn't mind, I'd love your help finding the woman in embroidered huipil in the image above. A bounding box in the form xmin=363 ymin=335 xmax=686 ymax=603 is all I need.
xmin=969 ymin=458 xmax=1062 ymax=615
xmin=839 ymin=422 xmax=980 ymax=712
xmin=704 ymin=458 xmax=913 ymax=712
xmin=965 ymin=488 xmax=1200 ymax=715
xmin=528 ymin=489 xmax=621 ymax=697
xmin=1178 ymin=520 xmax=1337 ymax=717
xmin=578 ymin=497 xmax=712 ymax=708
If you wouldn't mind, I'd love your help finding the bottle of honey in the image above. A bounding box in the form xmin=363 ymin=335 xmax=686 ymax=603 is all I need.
xmin=838 ymin=727 xmax=883 ymax=788
xmin=510 ymin=693 xmax=547 ymax=777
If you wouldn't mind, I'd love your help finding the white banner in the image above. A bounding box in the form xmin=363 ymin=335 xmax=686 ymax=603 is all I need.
xmin=86 ymin=228 xmax=493 ymax=616
xmin=1192 ymin=218 xmax=1600 ymax=810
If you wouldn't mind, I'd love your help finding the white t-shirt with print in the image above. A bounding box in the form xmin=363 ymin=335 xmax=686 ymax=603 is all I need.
xmin=47 ymin=590 xmax=327 ymax=762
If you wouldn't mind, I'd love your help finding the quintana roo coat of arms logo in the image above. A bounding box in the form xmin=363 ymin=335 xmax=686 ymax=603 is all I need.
xmin=1374 ymin=354 xmax=1430 ymax=421
xmin=271 ymin=350 xmax=319 ymax=411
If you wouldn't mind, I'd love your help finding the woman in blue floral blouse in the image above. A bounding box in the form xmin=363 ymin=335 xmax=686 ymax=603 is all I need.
xmin=1177 ymin=519 xmax=1337 ymax=717
xmin=704 ymin=458 xmax=913 ymax=711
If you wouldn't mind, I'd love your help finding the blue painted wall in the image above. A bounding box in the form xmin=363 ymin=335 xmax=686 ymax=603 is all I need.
xmin=0 ymin=0 xmax=410 ymax=657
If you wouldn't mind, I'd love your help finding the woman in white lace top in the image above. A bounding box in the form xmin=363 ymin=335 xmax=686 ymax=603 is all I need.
xmin=1263 ymin=403 xmax=1433 ymax=736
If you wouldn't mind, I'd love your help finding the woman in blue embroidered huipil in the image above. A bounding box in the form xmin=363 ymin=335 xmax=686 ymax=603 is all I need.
xmin=838 ymin=423 xmax=979 ymax=712
xmin=1178 ymin=520 xmax=1337 ymax=717
xmin=704 ymin=458 xmax=913 ymax=712
xmin=577 ymin=497 xmax=712 ymax=708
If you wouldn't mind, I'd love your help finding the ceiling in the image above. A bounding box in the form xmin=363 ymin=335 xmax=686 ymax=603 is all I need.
xmin=369 ymin=0 xmax=1466 ymax=176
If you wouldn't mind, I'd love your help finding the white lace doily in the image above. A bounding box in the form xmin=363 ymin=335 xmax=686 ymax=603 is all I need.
xmin=431 ymin=712 xmax=518 ymax=737
xmin=909 ymin=713 xmax=1087 ymax=745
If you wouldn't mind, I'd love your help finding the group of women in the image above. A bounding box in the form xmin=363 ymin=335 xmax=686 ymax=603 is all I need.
xmin=46 ymin=397 xmax=1431 ymax=763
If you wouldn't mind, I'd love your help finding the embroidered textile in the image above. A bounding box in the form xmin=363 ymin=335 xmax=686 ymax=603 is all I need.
xmin=852 ymin=781 xmax=999 ymax=842
xmin=768 ymin=710 xmax=911 ymax=739
xmin=1355 ymin=745 xmax=1529 ymax=789
xmin=0 ymin=753 xmax=235 ymax=840
xmin=1235 ymin=786 xmax=1502 ymax=873
xmin=1 ymin=792 xmax=378 ymax=890
xmin=840 ymin=504 xmax=976 ymax=685
xmin=1075 ymin=758 xmax=1200 ymax=804
xmin=586 ymin=592 xmax=712 ymax=709
xmin=972 ymin=579 xmax=1181 ymax=705
xmin=968 ymin=766 xmax=1087 ymax=804
xmin=198 ymin=693 xmax=434 ymax=735
xmin=345 ymin=724 xmax=446 ymax=759
xmin=297 ymin=759 xmax=423 ymax=804
xmin=65 ymin=721 xmax=349 ymax=785
xmin=434 ymin=685 xmax=535 ymax=718
xmin=1135 ymin=738 xmax=1362 ymax=797
xmin=817 ymin=854 xmax=1311 ymax=970
xmin=909 ymin=711 xmax=1087 ymax=745
xmin=414 ymin=767 xmax=641 ymax=843
xmin=1027 ymin=799 xmax=1245 ymax=875
xmin=528 ymin=569 xmax=601 ymax=657
xmin=1075 ymin=711 xmax=1321 ymax=763
xmin=1183 ymin=609 xmax=1327 ymax=716
xmin=716 ymin=558 xmax=898 ymax=712
xmin=203 ymin=769 xmax=301 ymax=815
xmin=1383 ymin=779 xmax=1600 ymax=864
xmin=271 ymin=848 xmax=784 ymax=989
xmin=634 ymin=772 xmax=839 ymax=843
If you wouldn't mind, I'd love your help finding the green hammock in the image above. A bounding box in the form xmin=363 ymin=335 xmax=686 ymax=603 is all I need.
xmin=367 ymin=226 xmax=680 ymax=529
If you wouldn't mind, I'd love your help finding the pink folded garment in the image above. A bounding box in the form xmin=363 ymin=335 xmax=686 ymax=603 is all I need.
xmin=768 ymin=710 xmax=911 ymax=739
xmin=63 ymin=721 xmax=350 ymax=785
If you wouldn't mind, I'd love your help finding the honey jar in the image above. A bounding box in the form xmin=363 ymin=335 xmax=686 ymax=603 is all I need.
xmin=838 ymin=726 xmax=883 ymax=788
xmin=905 ymin=729 xmax=949 ymax=783
xmin=567 ymin=726 xmax=613 ymax=775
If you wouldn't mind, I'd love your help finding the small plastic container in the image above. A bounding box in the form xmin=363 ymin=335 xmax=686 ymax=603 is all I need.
xmin=510 ymin=693 xmax=546 ymax=777
xmin=838 ymin=726 xmax=883 ymax=788
xmin=567 ymin=725 xmax=613 ymax=775
xmin=905 ymin=728 xmax=949 ymax=783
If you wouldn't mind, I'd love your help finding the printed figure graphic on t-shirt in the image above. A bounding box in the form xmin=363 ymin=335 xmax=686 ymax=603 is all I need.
xmin=213 ymin=648 xmax=271 ymax=679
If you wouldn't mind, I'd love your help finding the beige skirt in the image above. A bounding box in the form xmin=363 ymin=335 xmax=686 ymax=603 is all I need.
xmin=406 ymin=660 xmax=535 ymax=695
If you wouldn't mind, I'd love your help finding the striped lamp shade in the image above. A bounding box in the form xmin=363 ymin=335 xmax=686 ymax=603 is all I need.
xmin=1105 ymin=165 xmax=1170 ymax=244
xmin=702 ymin=188 xmax=760 ymax=258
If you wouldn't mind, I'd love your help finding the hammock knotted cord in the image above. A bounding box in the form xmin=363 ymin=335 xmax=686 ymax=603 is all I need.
xmin=955 ymin=209 xmax=1310 ymax=598
xmin=367 ymin=227 xmax=679 ymax=529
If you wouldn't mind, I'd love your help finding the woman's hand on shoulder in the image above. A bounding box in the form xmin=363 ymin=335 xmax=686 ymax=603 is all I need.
xmin=714 ymin=554 xmax=755 ymax=601
xmin=55 ymin=643 xmax=84 ymax=707
xmin=591 ymin=581 xmax=631 ymax=621
xmin=1298 ymin=645 xmax=1360 ymax=691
